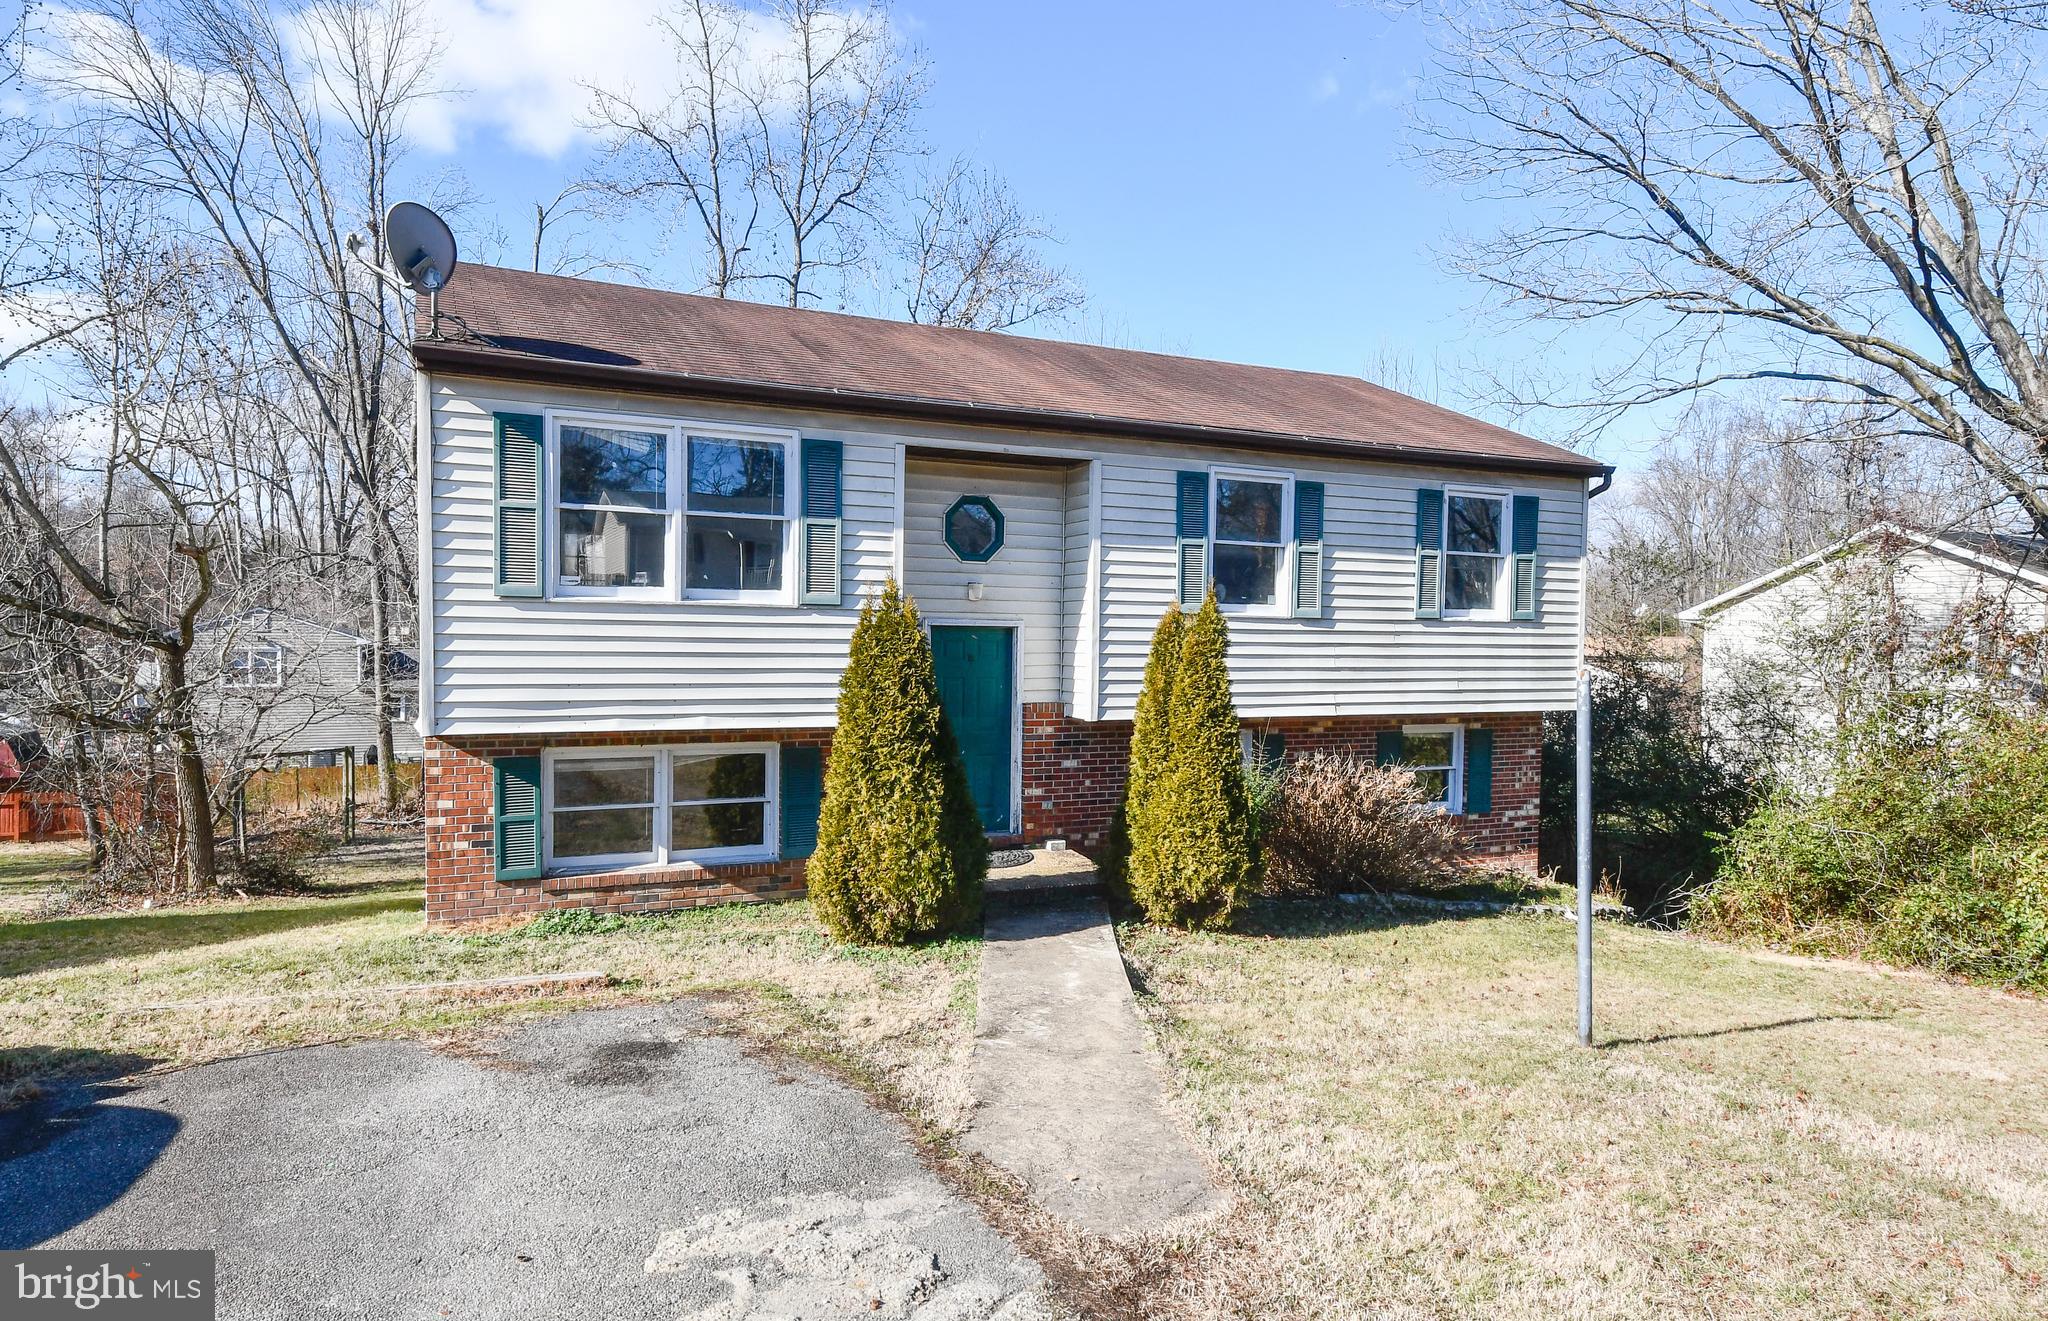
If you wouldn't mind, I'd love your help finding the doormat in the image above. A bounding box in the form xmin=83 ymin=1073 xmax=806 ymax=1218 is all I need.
xmin=989 ymin=849 xmax=1033 ymax=870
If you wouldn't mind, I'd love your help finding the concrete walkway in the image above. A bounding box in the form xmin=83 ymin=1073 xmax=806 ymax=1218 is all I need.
xmin=962 ymin=891 xmax=1225 ymax=1235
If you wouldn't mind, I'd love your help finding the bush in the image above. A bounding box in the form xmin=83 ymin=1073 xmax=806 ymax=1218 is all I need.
xmin=807 ymin=580 xmax=986 ymax=944
xmin=1693 ymin=706 xmax=2048 ymax=989
xmin=1127 ymin=592 xmax=1255 ymax=930
xmin=1101 ymin=606 xmax=1183 ymax=890
xmin=1541 ymin=641 xmax=1763 ymax=924
xmin=1260 ymin=752 xmax=1470 ymax=896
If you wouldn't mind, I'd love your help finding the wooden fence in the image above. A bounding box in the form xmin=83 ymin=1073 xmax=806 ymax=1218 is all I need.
xmin=0 ymin=790 xmax=87 ymax=843
xmin=241 ymin=762 xmax=422 ymax=816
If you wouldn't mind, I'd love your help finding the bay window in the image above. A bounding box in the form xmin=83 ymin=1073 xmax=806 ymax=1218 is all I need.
xmin=1444 ymin=489 xmax=1507 ymax=618
xmin=551 ymin=413 xmax=794 ymax=602
xmin=1211 ymin=469 xmax=1291 ymax=610
xmin=546 ymin=744 xmax=777 ymax=870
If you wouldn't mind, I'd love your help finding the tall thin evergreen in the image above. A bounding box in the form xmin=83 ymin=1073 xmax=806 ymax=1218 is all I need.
xmin=1130 ymin=591 xmax=1255 ymax=929
xmin=809 ymin=580 xmax=986 ymax=942
xmin=1104 ymin=607 xmax=1184 ymax=888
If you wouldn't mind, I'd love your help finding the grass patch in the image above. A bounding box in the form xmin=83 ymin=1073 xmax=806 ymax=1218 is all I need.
xmin=1112 ymin=899 xmax=2048 ymax=1320
xmin=0 ymin=842 xmax=87 ymax=912
xmin=0 ymin=840 xmax=981 ymax=1130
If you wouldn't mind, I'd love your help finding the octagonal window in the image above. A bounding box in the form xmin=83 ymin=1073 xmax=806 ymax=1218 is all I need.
xmin=943 ymin=495 xmax=1005 ymax=562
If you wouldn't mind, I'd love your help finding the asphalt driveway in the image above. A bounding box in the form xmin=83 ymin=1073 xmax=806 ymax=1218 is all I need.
xmin=0 ymin=1004 xmax=1051 ymax=1320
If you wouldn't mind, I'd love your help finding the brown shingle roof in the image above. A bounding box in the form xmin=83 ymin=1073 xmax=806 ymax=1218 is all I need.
xmin=414 ymin=265 xmax=1607 ymax=476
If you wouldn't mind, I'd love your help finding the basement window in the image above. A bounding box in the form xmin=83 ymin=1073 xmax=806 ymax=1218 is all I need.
xmin=1397 ymin=726 xmax=1463 ymax=814
xmin=545 ymin=745 xmax=779 ymax=871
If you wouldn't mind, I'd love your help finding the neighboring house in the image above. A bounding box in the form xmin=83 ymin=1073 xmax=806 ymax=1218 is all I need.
xmin=1679 ymin=523 xmax=2048 ymax=755
xmin=199 ymin=608 xmax=423 ymax=765
xmin=411 ymin=266 xmax=1611 ymax=925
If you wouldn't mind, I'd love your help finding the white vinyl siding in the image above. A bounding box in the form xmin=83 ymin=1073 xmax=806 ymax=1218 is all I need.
xmin=902 ymin=456 xmax=1070 ymax=703
xmin=426 ymin=374 xmax=1588 ymax=735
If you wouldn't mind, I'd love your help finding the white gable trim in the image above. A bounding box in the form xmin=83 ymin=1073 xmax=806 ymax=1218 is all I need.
xmin=1678 ymin=522 xmax=2048 ymax=624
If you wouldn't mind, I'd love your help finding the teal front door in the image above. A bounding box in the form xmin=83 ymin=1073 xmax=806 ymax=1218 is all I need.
xmin=929 ymin=626 xmax=1015 ymax=834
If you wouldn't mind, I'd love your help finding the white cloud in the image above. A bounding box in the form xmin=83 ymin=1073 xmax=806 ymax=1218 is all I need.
xmin=394 ymin=0 xmax=837 ymax=158
xmin=1310 ymin=72 xmax=1340 ymax=102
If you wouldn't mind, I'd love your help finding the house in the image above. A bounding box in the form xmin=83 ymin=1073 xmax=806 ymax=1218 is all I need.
xmin=410 ymin=266 xmax=1611 ymax=925
xmin=1679 ymin=523 xmax=2048 ymax=755
xmin=199 ymin=608 xmax=423 ymax=766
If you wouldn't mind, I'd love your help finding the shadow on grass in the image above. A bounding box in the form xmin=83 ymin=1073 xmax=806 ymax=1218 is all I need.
xmin=0 ymin=891 xmax=422 ymax=980
xmin=1597 ymin=1013 xmax=1891 ymax=1049
xmin=0 ymin=1049 xmax=176 ymax=1248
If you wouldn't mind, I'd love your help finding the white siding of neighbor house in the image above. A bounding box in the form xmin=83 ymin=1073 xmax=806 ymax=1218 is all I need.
xmin=1697 ymin=541 xmax=2048 ymax=746
xmin=902 ymin=457 xmax=1071 ymax=704
xmin=424 ymin=372 xmax=1590 ymax=737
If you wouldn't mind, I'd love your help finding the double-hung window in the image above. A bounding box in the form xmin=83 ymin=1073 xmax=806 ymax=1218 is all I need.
xmin=1210 ymin=469 xmax=1292 ymax=611
xmin=545 ymin=745 xmax=778 ymax=871
xmin=1397 ymin=725 xmax=1463 ymax=813
xmin=551 ymin=414 xmax=795 ymax=602
xmin=224 ymin=642 xmax=283 ymax=689
xmin=558 ymin=422 xmax=671 ymax=594
xmin=685 ymin=435 xmax=788 ymax=597
xmin=1443 ymin=488 xmax=1507 ymax=618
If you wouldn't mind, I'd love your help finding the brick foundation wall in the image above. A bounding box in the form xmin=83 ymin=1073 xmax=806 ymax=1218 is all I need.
xmin=427 ymin=709 xmax=1543 ymax=926
xmin=1019 ymin=704 xmax=1542 ymax=869
xmin=425 ymin=729 xmax=829 ymax=927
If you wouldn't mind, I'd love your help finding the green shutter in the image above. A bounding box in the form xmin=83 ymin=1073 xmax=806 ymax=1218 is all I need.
xmin=1292 ymin=481 xmax=1325 ymax=619
xmin=779 ymin=744 xmax=824 ymax=859
xmin=1463 ymin=728 xmax=1493 ymax=815
xmin=493 ymin=413 xmax=544 ymax=598
xmin=799 ymin=439 xmax=843 ymax=606
xmin=493 ymin=755 xmax=543 ymax=881
xmin=1375 ymin=730 xmax=1405 ymax=766
xmin=1175 ymin=471 xmax=1209 ymax=610
xmin=1510 ymin=494 xmax=1540 ymax=621
xmin=1414 ymin=488 xmax=1444 ymax=620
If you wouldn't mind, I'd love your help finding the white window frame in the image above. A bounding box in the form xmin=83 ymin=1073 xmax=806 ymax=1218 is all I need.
xmin=223 ymin=642 xmax=284 ymax=690
xmin=542 ymin=743 xmax=780 ymax=873
xmin=544 ymin=410 xmax=799 ymax=605
xmin=1399 ymin=723 xmax=1464 ymax=814
xmin=681 ymin=431 xmax=798 ymax=603
xmin=1208 ymin=465 xmax=1294 ymax=617
xmin=1441 ymin=485 xmax=1511 ymax=621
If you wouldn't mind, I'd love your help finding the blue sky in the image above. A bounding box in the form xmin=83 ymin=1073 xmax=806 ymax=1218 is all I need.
xmin=403 ymin=0 xmax=1625 ymax=455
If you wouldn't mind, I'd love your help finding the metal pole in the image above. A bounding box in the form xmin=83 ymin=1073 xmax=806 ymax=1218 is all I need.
xmin=1576 ymin=666 xmax=1594 ymax=1046
xmin=233 ymin=785 xmax=247 ymax=859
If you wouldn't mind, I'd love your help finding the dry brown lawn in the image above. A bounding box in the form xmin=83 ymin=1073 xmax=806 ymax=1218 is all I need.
xmin=0 ymin=838 xmax=978 ymax=1126
xmin=1115 ymin=900 xmax=2048 ymax=1320
xmin=7 ymin=841 xmax=2046 ymax=1320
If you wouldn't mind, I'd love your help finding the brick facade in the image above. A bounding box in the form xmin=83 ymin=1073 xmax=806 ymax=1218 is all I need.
xmin=425 ymin=710 xmax=1543 ymax=926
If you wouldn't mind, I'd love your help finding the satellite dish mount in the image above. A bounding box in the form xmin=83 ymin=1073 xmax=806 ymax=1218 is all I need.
xmin=381 ymin=201 xmax=460 ymax=339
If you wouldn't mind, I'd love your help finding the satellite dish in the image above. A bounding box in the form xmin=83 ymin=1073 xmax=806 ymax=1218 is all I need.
xmin=383 ymin=201 xmax=458 ymax=295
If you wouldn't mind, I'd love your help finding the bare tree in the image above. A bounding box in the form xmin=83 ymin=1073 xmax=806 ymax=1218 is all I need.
xmin=1590 ymin=397 xmax=1979 ymax=630
xmin=895 ymin=156 xmax=1083 ymax=330
xmin=746 ymin=0 xmax=927 ymax=306
xmin=46 ymin=0 xmax=437 ymax=808
xmin=1419 ymin=0 xmax=2048 ymax=538
xmin=587 ymin=0 xmax=763 ymax=295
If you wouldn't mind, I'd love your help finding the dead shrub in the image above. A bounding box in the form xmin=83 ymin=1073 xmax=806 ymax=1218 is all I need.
xmin=1260 ymin=752 xmax=1470 ymax=896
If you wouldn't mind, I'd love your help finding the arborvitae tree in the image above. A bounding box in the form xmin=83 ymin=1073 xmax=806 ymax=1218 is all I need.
xmin=809 ymin=580 xmax=987 ymax=942
xmin=1130 ymin=591 xmax=1255 ymax=929
xmin=1103 ymin=606 xmax=1183 ymax=889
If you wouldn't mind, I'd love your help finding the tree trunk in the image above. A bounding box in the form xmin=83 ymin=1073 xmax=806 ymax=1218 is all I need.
xmin=63 ymin=722 xmax=107 ymax=873
xmin=158 ymin=649 xmax=217 ymax=894
xmin=369 ymin=563 xmax=399 ymax=812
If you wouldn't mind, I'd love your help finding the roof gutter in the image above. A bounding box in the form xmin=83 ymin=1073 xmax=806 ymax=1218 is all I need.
xmin=412 ymin=341 xmax=1615 ymax=481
